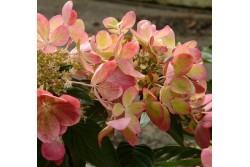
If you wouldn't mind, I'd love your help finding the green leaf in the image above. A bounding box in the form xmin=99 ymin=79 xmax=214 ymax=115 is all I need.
xmin=153 ymin=146 xmax=201 ymax=163
xmin=155 ymin=158 xmax=201 ymax=166
xmin=66 ymin=86 xmax=94 ymax=105
xmin=59 ymin=65 xmax=73 ymax=72
xmin=201 ymin=46 xmax=212 ymax=63
xmin=84 ymin=101 xmax=108 ymax=127
xmin=62 ymin=119 xmax=121 ymax=167
xmin=116 ymin=142 xmax=154 ymax=167
xmin=206 ymin=80 xmax=212 ymax=94
xmin=167 ymin=115 xmax=184 ymax=147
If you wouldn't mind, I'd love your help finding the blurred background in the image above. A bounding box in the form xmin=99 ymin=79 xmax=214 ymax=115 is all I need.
xmin=37 ymin=0 xmax=212 ymax=149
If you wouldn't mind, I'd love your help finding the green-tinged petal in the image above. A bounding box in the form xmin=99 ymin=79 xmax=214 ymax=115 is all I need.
xmin=171 ymin=99 xmax=191 ymax=114
xmin=171 ymin=53 xmax=194 ymax=76
xmin=161 ymin=106 xmax=171 ymax=131
xmin=143 ymin=88 xmax=158 ymax=102
xmin=112 ymin=103 xmax=125 ymax=118
xmin=98 ymin=126 xmax=114 ymax=148
xmin=121 ymin=128 xmax=138 ymax=146
xmin=170 ymin=76 xmax=193 ymax=94
xmin=146 ymin=102 xmax=164 ymax=130
xmin=96 ymin=30 xmax=112 ymax=50
xmin=186 ymin=64 xmax=207 ymax=80
xmin=127 ymin=102 xmax=146 ymax=115
xmin=103 ymin=17 xmax=119 ymax=29
xmin=122 ymin=86 xmax=138 ymax=108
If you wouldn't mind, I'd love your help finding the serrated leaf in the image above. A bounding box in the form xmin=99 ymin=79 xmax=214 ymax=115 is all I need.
xmin=153 ymin=145 xmax=201 ymax=163
xmin=166 ymin=115 xmax=184 ymax=147
xmin=66 ymin=86 xmax=94 ymax=105
xmin=155 ymin=158 xmax=201 ymax=167
xmin=116 ymin=142 xmax=154 ymax=167
xmin=62 ymin=119 xmax=121 ymax=167
xmin=84 ymin=101 xmax=108 ymax=126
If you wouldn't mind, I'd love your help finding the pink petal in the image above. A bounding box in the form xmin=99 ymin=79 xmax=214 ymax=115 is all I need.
xmin=91 ymin=61 xmax=117 ymax=85
xmin=37 ymin=113 xmax=60 ymax=143
xmin=51 ymin=95 xmax=81 ymax=126
xmin=98 ymin=126 xmax=114 ymax=148
xmin=97 ymin=82 xmax=123 ymax=101
xmin=171 ymin=53 xmax=194 ymax=76
xmin=94 ymin=88 xmax=112 ymax=110
xmin=62 ymin=0 xmax=73 ymax=25
xmin=192 ymin=81 xmax=206 ymax=94
xmin=121 ymin=128 xmax=138 ymax=146
xmin=201 ymin=147 xmax=212 ymax=167
xmin=106 ymin=67 xmax=136 ymax=91
xmin=41 ymin=140 xmax=65 ymax=161
xmin=119 ymin=41 xmax=139 ymax=59
xmin=200 ymin=112 xmax=212 ymax=128
xmin=189 ymin=48 xmax=201 ymax=62
xmin=37 ymin=89 xmax=53 ymax=96
xmin=120 ymin=11 xmax=136 ymax=29
xmin=103 ymin=17 xmax=119 ymax=29
xmin=186 ymin=64 xmax=206 ymax=80
xmin=106 ymin=117 xmax=131 ymax=130
xmin=49 ymin=15 xmax=64 ymax=33
xmin=69 ymin=26 xmax=88 ymax=44
xmin=138 ymin=21 xmax=153 ymax=42
xmin=183 ymin=40 xmax=197 ymax=48
xmin=37 ymin=13 xmax=49 ymax=42
xmin=122 ymin=86 xmax=138 ymax=108
xmin=125 ymin=112 xmax=141 ymax=134
xmin=49 ymin=25 xmax=69 ymax=46
xmin=54 ymin=157 xmax=64 ymax=166
xmin=79 ymin=54 xmax=95 ymax=73
xmin=173 ymin=45 xmax=191 ymax=56
xmin=42 ymin=44 xmax=58 ymax=54
xmin=195 ymin=125 xmax=211 ymax=148
xmin=59 ymin=125 xmax=67 ymax=136
xmin=83 ymin=52 xmax=101 ymax=64
xmin=202 ymin=101 xmax=212 ymax=112
xmin=117 ymin=58 xmax=145 ymax=78
xmin=68 ymin=10 xmax=77 ymax=26
xmin=96 ymin=30 xmax=112 ymax=50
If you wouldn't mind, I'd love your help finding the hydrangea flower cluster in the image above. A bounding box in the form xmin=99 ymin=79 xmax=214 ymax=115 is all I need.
xmin=37 ymin=1 xmax=212 ymax=166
